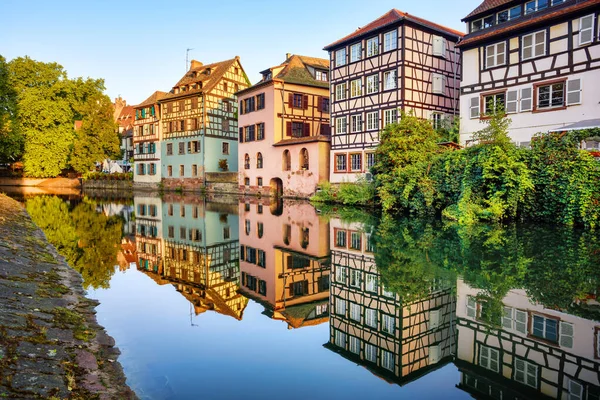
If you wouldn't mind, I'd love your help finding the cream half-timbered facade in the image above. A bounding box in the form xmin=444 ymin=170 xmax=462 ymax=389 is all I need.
xmin=459 ymin=0 xmax=600 ymax=145
xmin=326 ymin=218 xmax=456 ymax=383
xmin=159 ymin=58 xmax=250 ymax=190
xmin=133 ymin=91 xmax=167 ymax=187
xmin=324 ymin=9 xmax=463 ymax=183
xmin=455 ymin=279 xmax=600 ymax=399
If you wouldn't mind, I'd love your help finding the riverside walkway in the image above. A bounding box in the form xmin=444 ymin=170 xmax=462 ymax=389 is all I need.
xmin=0 ymin=194 xmax=136 ymax=399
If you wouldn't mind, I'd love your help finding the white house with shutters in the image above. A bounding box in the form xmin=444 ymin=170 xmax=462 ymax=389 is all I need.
xmin=458 ymin=0 xmax=600 ymax=146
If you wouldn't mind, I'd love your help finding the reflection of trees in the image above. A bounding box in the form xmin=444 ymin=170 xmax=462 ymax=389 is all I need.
xmin=371 ymin=215 xmax=600 ymax=323
xmin=26 ymin=196 xmax=123 ymax=289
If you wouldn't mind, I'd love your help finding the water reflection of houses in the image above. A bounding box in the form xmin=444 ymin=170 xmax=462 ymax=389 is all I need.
xmin=325 ymin=218 xmax=456 ymax=385
xmin=239 ymin=199 xmax=330 ymax=328
xmin=135 ymin=194 xmax=247 ymax=320
xmin=455 ymin=279 xmax=600 ymax=399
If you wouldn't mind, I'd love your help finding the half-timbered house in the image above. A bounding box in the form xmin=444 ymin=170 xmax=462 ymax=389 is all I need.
xmin=323 ymin=9 xmax=463 ymax=183
xmin=133 ymin=91 xmax=167 ymax=188
xmin=134 ymin=195 xmax=163 ymax=274
xmin=159 ymin=57 xmax=250 ymax=191
xmin=236 ymin=54 xmax=331 ymax=198
xmin=238 ymin=199 xmax=330 ymax=328
xmin=325 ymin=217 xmax=457 ymax=383
xmin=458 ymin=0 xmax=600 ymax=145
xmin=455 ymin=278 xmax=600 ymax=399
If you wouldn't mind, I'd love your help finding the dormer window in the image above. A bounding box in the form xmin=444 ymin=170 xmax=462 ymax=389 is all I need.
xmin=471 ymin=15 xmax=494 ymax=32
xmin=525 ymin=0 xmax=548 ymax=15
xmin=497 ymin=5 xmax=521 ymax=23
xmin=263 ymin=72 xmax=272 ymax=81
xmin=174 ymin=87 xmax=180 ymax=94
xmin=315 ymin=70 xmax=328 ymax=81
xmin=205 ymin=68 xmax=211 ymax=75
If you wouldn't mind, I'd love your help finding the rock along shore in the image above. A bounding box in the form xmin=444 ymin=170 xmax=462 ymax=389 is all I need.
xmin=0 ymin=194 xmax=137 ymax=399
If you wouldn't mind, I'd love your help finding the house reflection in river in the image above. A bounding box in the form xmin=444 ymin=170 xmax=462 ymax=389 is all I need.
xmin=455 ymin=279 xmax=600 ymax=399
xmin=325 ymin=217 xmax=456 ymax=385
xmin=238 ymin=198 xmax=330 ymax=328
xmin=135 ymin=194 xmax=247 ymax=320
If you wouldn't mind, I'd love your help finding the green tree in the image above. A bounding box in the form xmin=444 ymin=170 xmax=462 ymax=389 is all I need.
xmin=0 ymin=55 xmax=23 ymax=162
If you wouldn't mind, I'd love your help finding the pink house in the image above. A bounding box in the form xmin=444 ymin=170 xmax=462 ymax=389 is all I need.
xmin=236 ymin=54 xmax=331 ymax=198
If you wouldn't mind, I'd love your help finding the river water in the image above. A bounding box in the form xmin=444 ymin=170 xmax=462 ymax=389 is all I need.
xmin=5 ymin=190 xmax=600 ymax=400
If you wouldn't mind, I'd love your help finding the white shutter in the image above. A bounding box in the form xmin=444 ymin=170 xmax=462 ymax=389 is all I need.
xmin=520 ymin=87 xmax=533 ymax=111
xmin=433 ymin=36 xmax=446 ymax=57
xmin=579 ymin=15 xmax=594 ymax=45
xmin=506 ymin=90 xmax=518 ymax=113
xmin=567 ymin=79 xmax=582 ymax=105
xmin=429 ymin=344 xmax=441 ymax=364
xmin=432 ymin=73 xmax=444 ymax=94
xmin=515 ymin=309 xmax=527 ymax=334
xmin=502 ymin=307 xmax=513 ymax=329
xmin=430 ymin=309 xmax=441 ymax=329
xmin=470 ymin=97 xmax=480 ymax=119
xmin=559 ymin=321 xmax=574 ymax=348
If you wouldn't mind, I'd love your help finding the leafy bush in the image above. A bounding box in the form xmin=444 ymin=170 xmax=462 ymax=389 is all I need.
xmin=311 ymin=179 xmax=375 ymax=206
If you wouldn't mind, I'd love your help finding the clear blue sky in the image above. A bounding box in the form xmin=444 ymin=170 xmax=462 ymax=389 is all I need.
xmin=1 ymin=0 xmax=479 ymax=105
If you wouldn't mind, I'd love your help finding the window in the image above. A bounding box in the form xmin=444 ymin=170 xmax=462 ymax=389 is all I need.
xmin=382 ymin=314 xmax=395 ymax=334
xmin=383 ymin=108 xmax=397 ymax=126
xmin=569 ymin=379 xmax=584 ymax=400
xmin=381 ymin=350 xmax=394 ymax=371
xmin=479 ymin=346 xmax=500 ymax=372
xmin=168 ymin=226 xmax=174 ymax=238
xmin=522 ymin=30 xmax=546 ymax=60
xmin=257 ymin=152 xmax=263 ymax=169
xmin=366 ymin=74 xmax=379 ymax=94
xmin=531 ymin=314 xmax=558 ymax=342
xmin=515 ymin=358 xmax=538 ymax=388
xmin=222 ymin=142 xmax=229 ymax=154
xmin=244 ymin=177 xmax=250 ymax=186
xmin=536 ymin=81 xmax=565 ymax=109
xmin=383 ymin=70 xmax=397 ymax=90
xmin=432 ymin=35 xmax=446 ymax=57
xmin=349 ymin=270 xmax=361 ymax=288
xmin=178 ymin=142 xmax=185 ymax=155
xmin=335 ymin=48 xmax=347 ymax=67
xmin=579 ymin=15 xmax=595 ymax=46
xmin=292 ymin=93 xmax=303 ymax=108
xmin=349 ymin=302 xmax=361 ymax=322
xmin=366 ymin=111 xmax=378 ymax=131
xmin=321 ymin=98 xmax=330 ymax=113
xmin=366 ymin=153 xmax=375 ymax=170
xmin=315 ymin=70 xmax=328 ymax=81
xmin=336 ymin=116 xmax=347 ymax=135
xmin=350 ymin=79 xmax=362 ymax=97
xmin=335 ymin=154 xmax=347 ymax=172
xmin=335 ymin=82 xmax=347 ymax=101
xmin=469 ymin=97 xmax=480 ymax=119
xmin=366 ymin=37 xmax=379 ymax=57
xmin=432 ymin=73 xmax=445 ymax=94
xmin=336 ymin=299 xmax=347 ymax=315
xmin=497 ymin=5 xmax=522 ymax=23
xmin=350 ymin=114 xmax=362 ymax=133
xmin=245 ymin=219 xmax=251 ymax=235
xmin=486 ymin=42 xmax=506 ymax=68
xmin=350 ymin=43 xmax=362 ymax=62
xmin=258 ymin=249 xmax=265 ymax=267
xmin=245 ymin=125 xmax=256 ymax=142
xmin=365 ymin=308 xmax=377 ymax=328
xmin=483 ymin=92 xmax=505 ymax=114
xmin=502 ymin=307 xmax=527 ymax=333
xmin=282 ymin=150 xmax=291 ymax=171
xmin=257 ymin=123 xmax=265 ymax=140
xmin=335 ymin=265 xmax=348 ymax=283
xmin=244 ymin=154 xmax=250 ymax=169
xmin=188 ymin=140 xmax=200 ymax=153
xmin=471 ymin=15 xmax=495 ymax=32
xmin=365 ymin=343 xmax=377 ymax=363
xmin=365 ymin=274 xmax=377 ymax=292
xmin=525 ymin=0 xmax=548 ymax=14
xmin=432 ymin=113 xmax=443 ymax=129
xmin=300 ymin=148 xmax=309 ymax=170
xmin=335 ymin=229 xmax=347 ymax=247
xmin=466 ymin=296 xmax=477 ymax=318
xmin=334 ymin=330 xmax=346 ymax=348
xmin=257 ymin=93 xmax=265 ymax=110
xmin=560 ymin=321 xmax=574 ymax=348
xmin=180 ymin=227 xmax=186 ymax=239
xmin=384 ymin=30 xmax=397 ymax=51
xmin=349 ymin=336 xmax=360 ymax=355
xmin=168 ymin=204 xmax=173 ymax=216
xmin=350 ymin=154 xmax=361 ymax=172
xmin=291 ymin=122 xmax=306 ymax=138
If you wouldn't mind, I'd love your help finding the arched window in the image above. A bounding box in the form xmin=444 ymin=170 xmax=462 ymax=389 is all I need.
xmin=244 ymin=153 xmax=250 ymax=169
xmin=257 ymin=152 xmax=263 ymax=169
xmin=300 ymin=148 xmax=309 ymax=170
xmin=283 ymin=150 xmax=291 ymax=171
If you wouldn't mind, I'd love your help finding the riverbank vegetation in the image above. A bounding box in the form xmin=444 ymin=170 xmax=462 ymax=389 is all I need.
xmin=312 ymin=110 xmax=600 ymax=229
xmin=0 ymin=55 xmax=120 ymax=177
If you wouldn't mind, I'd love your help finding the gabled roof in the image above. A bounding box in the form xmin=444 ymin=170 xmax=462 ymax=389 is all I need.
xmin=458 ymin=0 xmax=600 ymax=47
xmin=464 ymin=0 xmax=514 ymax=20
xmin=116 ymin=105 xmax=134 ymax=130
xmin=323 ymin=9 xmax=464 ymax=51
xmin=136 ymin=91 xmax=168 ymax=109
xmin=160 ymin=57 xmax=240 ymax=101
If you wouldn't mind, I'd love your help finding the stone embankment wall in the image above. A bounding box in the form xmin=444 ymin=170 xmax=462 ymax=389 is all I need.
xmin=0 ymin=194 xmax=137 ymax=399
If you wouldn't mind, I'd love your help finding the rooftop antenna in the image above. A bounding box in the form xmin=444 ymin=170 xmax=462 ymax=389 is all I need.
xmin=186 ymin=48 xmax=194 ymax=71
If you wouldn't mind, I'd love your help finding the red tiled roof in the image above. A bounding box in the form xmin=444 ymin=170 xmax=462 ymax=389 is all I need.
xmin=323 ymin=9 xmax=464 ymax=50
xmin=117 ymin=105 xmax=134 ymax=129
xmin=464 ymin=0 xmax=514 ymax=20
xmin=458 ymin=0 xmax=600 ymax=47
xmin=135 ymin=91 xmax=168 ymax=108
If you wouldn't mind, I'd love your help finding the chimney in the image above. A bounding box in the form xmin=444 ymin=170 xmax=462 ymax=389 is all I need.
xmin=190 ymin=59 xmax=203 ymax=70
xmin=286 ymin=53 xmax=291 ymax=60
